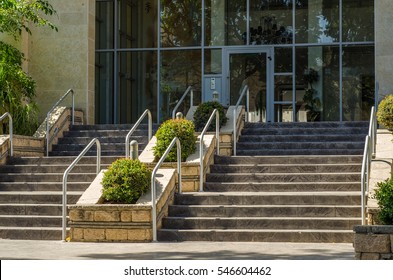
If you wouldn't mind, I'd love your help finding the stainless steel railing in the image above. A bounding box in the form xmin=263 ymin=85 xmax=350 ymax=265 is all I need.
xmin=360 ymin=106 xmax=377 ymax=225
xmin=46 ymin=89 xmax=75 ymax=156
xmin=233 ymin=84 xmax=249 ymax=156
xmin=0 ymin=112 xmax=13 ymax=156
xmin=199 ymin=109 xmax=220 ymax=192
xmin=172 ymin=86 xmax=193 ymax=119
xmin=151 ymin=137 xmax=181 ymax=242
xmin=125 ymin=109 xmax=152 ymax=159
xmin=61 ymin=138 xmax=101 ymax=240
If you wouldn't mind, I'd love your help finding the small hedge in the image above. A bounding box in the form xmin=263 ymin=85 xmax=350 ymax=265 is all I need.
xmin=377 ymin=95 xmax=393 ymax=130
xmin=193 ymin=101 xmax=228 ymax=132
xmin=153 ymin=118 xmax=196 ymax=162
xmin=101 ymin=159 xmax=151 ymax=204
xmin=373 ymin=177 xmax=393 ymax=225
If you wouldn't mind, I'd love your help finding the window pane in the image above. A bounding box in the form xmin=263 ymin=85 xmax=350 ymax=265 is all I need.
xmin=295 ymin=0 xmax=339 ymax=43
xmin=205 ymin=49 xmax=222 ymax=74
xmin=227 ymin=0 xmax=247 ymax=45
xmin=275 ymin=47 xmax=292 ymax=73
xmin=96 ymin=1 xmax=114 ymax=49
xmin=161 ymin=0 xmax=202 ymax=47
xmin=275 ymin=75 xmax=293 ymax=102
xmin=118 ymin=51 xmax=158 ymax=123
xmin=160 ymin=50 xmax=202 ymax=121
xmin=342 ymin=0 xmax=374 ymax=42
xmin=118 ymin=0 xmax=157 ymax=48
xmin=205 ymin=0 xmax=226 ymax=46
xmin=95 ymin=52 xmax=114 ymax=124
xmin=249 ymin=0 xmax=293 ymax=45
xmin=296 ymin=46 xmax=340 ymax=122
xmin=342 ymin=45 xmax=375 ymax=121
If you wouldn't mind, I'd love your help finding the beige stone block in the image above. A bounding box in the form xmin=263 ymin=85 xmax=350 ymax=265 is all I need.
xmin=391 ymin=235 xmax=393 ymax=252
xmin=106 ymin=229 xmax=128 ymax=241
xmin=71 ymin=228 xmax=84 ymax=241
xmin=360 ymin=253 xmax=380 ymax=260
xmin=181 ymin=181 xmax=197 ymax=192
xmin=128 ymin=229 xmax=149 ymax=241
xmin=182 ymin=166 xmax=197 ymax=176
xmin=69 ymin=210 xmax=84 ymax=222
xmin=354 ymin=234 xmax=391 ymax=253
xmin=94 ymin=211 xmax=120 ymax=222
xmin=132 ymin=210 xmax=151 ymax=222
xmin=84 ymin=228 xmax=105 ymax=241
xmin=121 ymin=211 xmax=133 ymax=222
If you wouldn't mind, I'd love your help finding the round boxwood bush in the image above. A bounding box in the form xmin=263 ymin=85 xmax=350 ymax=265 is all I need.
xmin=193 ymin=101 xmax=228 ymax=132
xmin=373 ymin=177 xmax=393 ymax=225
xmin=377 ymin=95 xmax=393 ymax=130
xmin=101 ymin=159 xmax=151 ymax=204
xmin=153 ymin=118 xmax=197 ymax=162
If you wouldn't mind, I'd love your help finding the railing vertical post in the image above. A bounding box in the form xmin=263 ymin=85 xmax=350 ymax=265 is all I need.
xmin=246 ymin=87 xmax=250 ymax=122
xmin=233 ymin=107 xmax=237 ymax=156
xmin=72 ymin=90 xmax=75 ymax=125
xmin=190 ymin=89 xmax=194 ymax=108
xmin=130 ymin=140 xmax=138 ymax=160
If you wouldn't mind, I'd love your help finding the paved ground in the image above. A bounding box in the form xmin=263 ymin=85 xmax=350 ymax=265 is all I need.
xmin=0 ymin=240 xmax=354 ymax=260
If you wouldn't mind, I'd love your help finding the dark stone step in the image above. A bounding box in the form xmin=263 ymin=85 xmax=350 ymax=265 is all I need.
xmin=57 ymin=135 xmax=147 ymax=145
xmin=48 ymin=150 xmax=129 ymax=157
xmin=6 ymin=156 xmax=119 ymax=165
xmin=236 ymin=142 xmax=365 ymax=150
xmin=63 ymin=130 xmax=149 ymax=138
xmin=70 ymin=123 xmax=157 ymax=131
xmin=0 ymin=204 xmax=62 ymax=215
xmin=0 ymin=182 xmax=89 ymax=192
xmin=236 ymin=149 xmax=364 ymax=156
xmin=240 ymin=127 xmax=368 ymax=136
xmin=0 ymin=173 xmax=97 ymax=182
xmin=0 ymin=227 xmax=61 ymax=240
xmin=0 ymin=216 xmax=62 ymax=227
xmin=244 ymin=121 xmax=369 ymax=129
xmin=238 ymin=134 xmax=366 ymax=142
xmin=0 ymin=164 xmax=111 ymax=174
xmin=0 ymin=192 xmax=83 ymax=204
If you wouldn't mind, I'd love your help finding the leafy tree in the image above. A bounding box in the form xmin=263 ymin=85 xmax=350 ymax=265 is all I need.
xmin=0 ymin=0 xmax=57 ymax=135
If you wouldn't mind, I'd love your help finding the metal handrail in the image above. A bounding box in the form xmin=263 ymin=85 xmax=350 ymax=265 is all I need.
xmin=61 ymin=138 xmax=101 ymax=240
xmin=0 ymin=112 xmax=13 ymax=156
xmin=233 ymin=84 xmax=249 ymax=156
xmin=199 ymin=109 xmax=220 ymax=192
xmin=151 ymin=137 xmax=181 ymax=242
xmin=369 ymin=106 xmax=377 ymax=158
xmin=125 ymin=109 xmax=152 ymax=158
xmin=46 ymin=89 xmax=75 ymax=156
xmin=171 ymin=86 xmax=193 ymax=119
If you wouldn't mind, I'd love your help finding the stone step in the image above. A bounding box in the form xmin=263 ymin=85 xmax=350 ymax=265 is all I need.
xmin=51 ymin=143 xmax=141 ymax=152
xmin=174 ymin=192 xmax=360 ymax=206
xmin=205 ymin=172 xmax=361 ymax=182
xmin=63 ymin=130 xmax=149 ymax=138
xmin=0 ymin=204 xmax=62 ymax=215
xmin=240 ymin=127 xmax=368 ymax=136
xmin=0 ymin=173 xmax=97 ymax=182
xmin=0 ymin=182 xmax=89 ymax=192
xmin=214 ymin=155 xmax=363 ymax=165
xmin=236 ymin=142 xmax=365 ymax=150
xmin=236 ymin=149 xmax=364 ymax=156
xmin=0 ymin=192 xmax=83 ymax=204
xmin=6 ymin=156 xmax=119 ymax=165
xmin=0 ymin=164 xmax=111 ymax=174
xmin=157 ymin=229 xmax=354 ymax=243
xmin=168 ymin=205 xmax=361 ymax=218
xmin=238 ymin=134 xmax=366 ymax=142
xmin=48 ymin=150 xmax=129 ymax=157
xmin=57 ymin=135 xmax=147 ymax=145
xmin=243 ymin=121 xmax=368 ymax=129
xmin=209 ymin=164 xmax=361 ymax=174
xmin=0 ymin=215 xmax=62 ymax=227
xmin=0 ymin=227 xmax=61 ymax=240
xmin=204 ymin=182 xmax=360 ymax=192
xmin=70 ymin=123 xmax=156 ymax=131
xmin=162 ymin=217 xmax=361 ymax=230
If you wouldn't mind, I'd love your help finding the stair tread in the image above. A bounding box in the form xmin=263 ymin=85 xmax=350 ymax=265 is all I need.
xmin=178 ymin=191 xmax=360 ymax=196
xmin=164 ymin=217 xmax=361 ymax=221
xmin=159 ymin=228 xmax=354 ymax=233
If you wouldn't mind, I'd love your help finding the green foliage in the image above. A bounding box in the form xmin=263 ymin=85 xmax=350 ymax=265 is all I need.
xmin=373 ymin=177 xmax=393 ymax=225
xmin=154 ymin=118 xmax=197 ymax=162
xmin=377 ymin=95 xmax=393 ymax=130
xmin=193 ymin=101 xmax=228 ymax=132
xmin=0 ymin=42 xmax=38 ymax=135
xmin=102 ymin=159 xmax=151 ymax=204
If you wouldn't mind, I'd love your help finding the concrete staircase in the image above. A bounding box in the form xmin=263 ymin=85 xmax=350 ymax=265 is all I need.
xmin=0 ymin=124 xmax=154 ymax=240
xmin=158 ymin=121 xmax=367 ymax=242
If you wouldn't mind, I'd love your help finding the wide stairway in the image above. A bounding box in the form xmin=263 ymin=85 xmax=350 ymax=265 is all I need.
xmin=0 ymin=124 xmax=154 ymax=240
xmin=158 ymin=121 xmax=368 ymax=242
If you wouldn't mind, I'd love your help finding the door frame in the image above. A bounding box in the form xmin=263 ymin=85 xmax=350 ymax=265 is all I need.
xmin=222 ymin=46 xmax=274 ymax=122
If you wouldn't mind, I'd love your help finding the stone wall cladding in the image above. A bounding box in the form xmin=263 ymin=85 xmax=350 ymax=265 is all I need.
xmin=354 ymin=225 xmax=393 ymax=260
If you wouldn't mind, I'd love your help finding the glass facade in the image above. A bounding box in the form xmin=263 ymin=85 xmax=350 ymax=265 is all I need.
xmin=96 ymin=0 xmax=375 ymax=123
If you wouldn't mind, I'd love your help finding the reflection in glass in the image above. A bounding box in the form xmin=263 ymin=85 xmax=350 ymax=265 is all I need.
xmin=205 ymin=49 xmax=222 ymax=74
xmin=118 ymin=51 xmax=158 ymax=123
xmin=227 ymin=0 xmax=247 ymax=45
xmin=274 ymin=75 xmax=293 ymax=102
xmin=342 ymin=45 xmax=375 ymax=121
xmin=342 ymin=0 xmax=374 ymax=42
xmin=275 ymin=104 xmax=293 ymax=122
xmin=161 ymin=0 xmax=202 ymax=47
xmin=96 ymin=1 xmax=114 ymax=49
xmin=295 ymin=0 xmax=339 ymax=43
xmin=160 ymin=50 xmax=202 ymax=121
xmin=95 ymin=52 xmax=114 ymax=124
xmin=296 ymin=46 xmax=340 ymax=121
xmin=249 ymin=0 xmax=293 ymax=45
xmin=275 ymin=47 xmax=292 ymax=73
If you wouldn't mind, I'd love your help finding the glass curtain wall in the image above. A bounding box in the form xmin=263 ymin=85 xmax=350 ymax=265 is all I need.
xmin=95 ymin=0 xmax=375 ymax=123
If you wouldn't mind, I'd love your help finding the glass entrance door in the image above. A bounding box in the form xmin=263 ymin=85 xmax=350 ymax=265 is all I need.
xmin=224 ymin=48 xmax=273 ymax=122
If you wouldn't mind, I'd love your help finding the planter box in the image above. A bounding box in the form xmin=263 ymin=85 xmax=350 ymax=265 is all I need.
xmin=69 ymin=168 xmax=177 ymax=242
xmin=353 ymin=225 xmax=393 ymax=260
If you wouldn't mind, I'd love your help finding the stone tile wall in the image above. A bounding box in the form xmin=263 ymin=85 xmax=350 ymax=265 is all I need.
xmin=354 ymin=225 xmax=393 ymax=260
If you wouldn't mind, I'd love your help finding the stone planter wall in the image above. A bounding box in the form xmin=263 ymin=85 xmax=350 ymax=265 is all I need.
xmin=354 ymin=225 xmax=393 ymax=260
xmin=69 ymin=168 xmax=177 ymax=242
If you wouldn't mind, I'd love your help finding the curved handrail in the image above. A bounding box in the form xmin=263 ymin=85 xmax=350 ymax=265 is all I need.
xmin=199 ymin=109 xmax=220 ymax=192
xmin=61 ymin=138 xmax=101 ymax=240
xmin=125 ymin=109 xmax=152 ymax=158
xmin=46 ymin=89 xmax=75 ymax=156
xmin=233 ymin=84 xmax=249 ymax=156
xmin=0 ymin=112 xmax=13 ymax=156
xmin=171 ymin=86 xmax=193 ymax=119
xmin=151 ymin=137 xmax=181 ymax=242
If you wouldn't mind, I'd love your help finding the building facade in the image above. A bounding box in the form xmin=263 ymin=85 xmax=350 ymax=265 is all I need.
xmin=8 ymin=0 xmax=393 ymax=125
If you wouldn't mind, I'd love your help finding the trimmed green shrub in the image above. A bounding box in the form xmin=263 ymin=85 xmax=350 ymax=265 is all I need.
xmin=154 ymin=118 xmax=197 ymax=162
xmin=377 ymin=95 xmax=393 ymax=130
xmin=193 ymin=101 xmax=228 ymax=132
xmin=101 ymin=159 xmax=151 ymax=204
xmin=373 ymin=177 xmax=393 ymax=225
